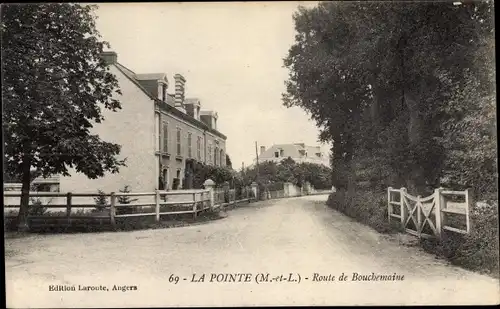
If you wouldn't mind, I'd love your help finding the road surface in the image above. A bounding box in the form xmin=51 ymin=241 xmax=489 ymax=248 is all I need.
xmin=5 ymin=195 xmax=500 ymax=307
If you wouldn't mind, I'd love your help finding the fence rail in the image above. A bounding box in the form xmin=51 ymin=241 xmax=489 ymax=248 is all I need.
xmin=4 ymin=189 xmax=215 ymax=226
xmin=388 ymin=187 xmax=471 ymax=240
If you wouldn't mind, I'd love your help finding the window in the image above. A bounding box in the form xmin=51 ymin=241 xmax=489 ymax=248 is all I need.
xmin=188 ymin=133 xmax=192 ymax=158
xmin=197 ymin=137 xmax=201 ymax=160
xmin=32 ymin=183 xmax=53 ymax=192
xmin=214 ymin=147 xmax=219 ymax=166
xmin=220 ymin=150 xmax=224 ymax=166
xmin=208 ymin=143 xmax=212 ymax=165
xmin=162 ymin=123 xmax=168 ymax=153
xmin=176 ymin=127 xmax=181 ymax=156
xmin=162 ymin=84 xmax=167 ymax=102
xmin=274 ymin=151 xmax=279 ymax=158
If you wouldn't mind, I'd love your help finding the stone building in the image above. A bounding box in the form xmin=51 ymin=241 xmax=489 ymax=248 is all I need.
xmin=256 ymin=143 xmax=330 ymax=167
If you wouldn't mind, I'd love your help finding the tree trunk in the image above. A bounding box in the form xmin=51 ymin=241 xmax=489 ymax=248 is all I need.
xmin=17 ymin=155 xmax=32 ymax=232
xmin=404 ymin=91 xmax=426 ymax=193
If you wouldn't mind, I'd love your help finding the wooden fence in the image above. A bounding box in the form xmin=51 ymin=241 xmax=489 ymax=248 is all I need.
xmin=388 ymin=187 xmax=471 ymax=240
xmin=4 ymin=187 xmax=257 ymax=230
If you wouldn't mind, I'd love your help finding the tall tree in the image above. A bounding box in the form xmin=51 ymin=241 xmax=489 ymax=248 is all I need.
xmin=2 ymin=4 xmax=126 ymax=231
xmin=283 ymin=1 xmax=494 ymax=195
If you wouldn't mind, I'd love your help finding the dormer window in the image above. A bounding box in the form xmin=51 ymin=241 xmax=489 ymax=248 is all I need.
xmin=162 ymin=84 xmax=167 ymax=102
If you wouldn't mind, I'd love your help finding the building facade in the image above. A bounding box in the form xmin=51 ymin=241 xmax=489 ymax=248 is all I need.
xmin=38 ymin=51 xmax=227 ymax=194
xmin=256 ymin=143 xmax=330 ymax=167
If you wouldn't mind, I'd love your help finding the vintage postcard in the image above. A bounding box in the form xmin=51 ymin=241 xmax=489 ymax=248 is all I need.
xmin=3 ymin=1 xmax=499 ymax=307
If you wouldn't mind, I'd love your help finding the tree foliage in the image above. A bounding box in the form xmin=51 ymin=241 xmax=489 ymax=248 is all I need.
xmin=225 ymin=154 xmax=232 ymax=169
xmin=1 ymin=4 xmax=126 ymax=230
xmin=283 ymin=1 xmax=495 ymax=197
xmin=190 ymin=160 xmax=235 ymax=189
xmin=241 ymin=158 xmax=332 ymax=190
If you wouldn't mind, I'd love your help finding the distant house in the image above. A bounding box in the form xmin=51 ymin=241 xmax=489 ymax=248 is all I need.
xmin=255 ymin=143 xmax=330 ymax=167
xmin=31 ymin=51 xmax=227 ymax=193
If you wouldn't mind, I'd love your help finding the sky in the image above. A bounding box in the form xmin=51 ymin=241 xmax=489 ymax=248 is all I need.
xmin=95 ymin=2 xmax=328 ymax=168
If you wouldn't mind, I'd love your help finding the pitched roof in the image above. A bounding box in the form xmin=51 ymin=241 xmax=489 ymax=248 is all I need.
xmin=261 ymin=143 xmax=325 ymax=159
xmin=112 ymin=62 xmax=226 ymax=140
xmin=135 ymin=73 xmax=167 ymax=81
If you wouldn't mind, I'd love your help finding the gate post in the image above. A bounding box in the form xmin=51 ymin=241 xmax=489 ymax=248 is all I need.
xmin=387 ymin=187 xmax=393 ymax=223
xmin=400 ymin=187 xmax=407 ymax=228
xmin=434 ymin=188 xmax=443 ymax=240
xmin=203 ymin=179 xmax=215 ymax=210
xmin=251 ymin=182 xmax=258 ymax=201
xmin=464 ymin=188 xmax=472 ymax=233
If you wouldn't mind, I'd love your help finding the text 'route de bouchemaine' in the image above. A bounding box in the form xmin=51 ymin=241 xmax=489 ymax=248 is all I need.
xmin=166 ymin=272 xmax=405 ymax=284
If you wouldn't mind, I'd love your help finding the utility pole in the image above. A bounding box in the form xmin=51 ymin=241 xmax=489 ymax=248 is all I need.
xmin=255 ymin=141 xmax=260 ymax=184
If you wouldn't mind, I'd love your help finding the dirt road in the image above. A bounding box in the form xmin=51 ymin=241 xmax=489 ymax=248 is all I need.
xmin=5 ymin=195 xmax=499 ymax=307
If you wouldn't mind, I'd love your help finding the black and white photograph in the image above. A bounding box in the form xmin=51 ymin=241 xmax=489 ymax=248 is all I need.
xmin=2 ymin=1 xmax=498 ymax=307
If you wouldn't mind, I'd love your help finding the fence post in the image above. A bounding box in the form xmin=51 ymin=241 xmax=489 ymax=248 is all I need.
xmin=203 ymin=179 xmax=215 ymax=210
xmin=155 ymin=190 xmax=160 ymax=223
xmin=434 ymin=188 xmax=443 ymax=240
xmin=464 ymin=188 xmax=472 ymax=233
xmin=251 ymin=182 xmax=258 ymax=201
xmin=110 ymin=192 xmax=116 ymax=228
xmin=66 ymin=192 xmax=72 ymax=220
xmin=192 ymin=192 xmax=197 ymax=220
xmin=387 ymin=187 xmax=393 ymax=224
xmin=400 ymin=187 xmax=407 ymax=228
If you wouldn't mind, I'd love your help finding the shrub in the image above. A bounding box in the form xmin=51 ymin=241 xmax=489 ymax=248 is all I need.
xmin=116 ymin=185 xmax=138 ymax=215
xmin=267 ymin=182 xmax=284 ymax=192
xmin=326 ymin=188 xmax=393 ymax=233
xmin=28 ymin=197 xmax=48 ymax=216
xmin=421 ymin=202 xmax=499 ymax=277
xmin=93 ymin=190 xmax=108 ymax=212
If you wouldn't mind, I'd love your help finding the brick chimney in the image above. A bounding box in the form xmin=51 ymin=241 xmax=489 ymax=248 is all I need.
xmin=260 ymin=146 xmax=265 ymax=155
xmin=174 ymin=74 xmax=186 ymax=111
xmin=100 ymin=51 xmax=117 ymax=65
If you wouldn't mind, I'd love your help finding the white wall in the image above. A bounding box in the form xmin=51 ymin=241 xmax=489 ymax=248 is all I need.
xmin=59 ymin=65 xmax=156 ymax=195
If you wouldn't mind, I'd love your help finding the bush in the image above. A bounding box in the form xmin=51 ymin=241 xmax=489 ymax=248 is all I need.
xmin=267 ymin=182 xmax=284 ymax=191
xmin=28 ymin=198 xmax=48 ymax=216
xmin=116 ymin=185 xmax=138 ymax=215
xmin=421 ymin=202 xmax=499 ymax=277
xmin=94 ymin=190 xmax=108 ymax=212
xmin=326 ymin=188 xmax=393 ymax=233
